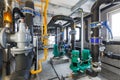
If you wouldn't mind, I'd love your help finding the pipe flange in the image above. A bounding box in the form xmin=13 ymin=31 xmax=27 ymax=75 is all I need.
xmin=11 ymin=46 xmax=33 ymax=56
xmin=90 ymin=22 xmax=101 ymax=28
xmin=92 ymin=62 xmax=101 ymax=72
xmin=22 ymin=7 xmax=34 ymax=16
xmin=0 ymin=28 xmax=7 ymax=48
xmin=90 ymin=37 xmax=101 ymax=45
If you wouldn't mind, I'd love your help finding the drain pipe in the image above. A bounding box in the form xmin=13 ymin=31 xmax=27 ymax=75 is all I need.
xmin=90 ymin=0 xmax=120 ymax=73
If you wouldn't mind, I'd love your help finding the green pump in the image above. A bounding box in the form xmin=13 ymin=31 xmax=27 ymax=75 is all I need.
xmin=70 ymin=9 xmax=92 ymax=74
xmin=53 ymin=44 xmax=65 ymax=57
xmin=70 ymin=49 xmax=92 ymax=73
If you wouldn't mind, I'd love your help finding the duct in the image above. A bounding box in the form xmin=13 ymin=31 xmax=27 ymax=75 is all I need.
xmin=91 ymin=0 xmax=120 ymax=73
xmin=48 ymin=15 xmax=75 ymax=50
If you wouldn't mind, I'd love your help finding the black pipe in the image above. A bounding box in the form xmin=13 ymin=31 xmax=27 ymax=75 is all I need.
xmin=104 ymin=52 xmax=120 ymax=60
xmin=102 ymin=61 xmax=120 ymax=69
xmin=0 ymin=1 xmax=4 ymax=80
xmin=25 ymin=1 xmax=34 ymax=42
xmin=48 ymin=15 xmax=75 ymax=50
xmin=102 ymin=41 xmax=120 ymax=45
xmin=0 ymin=49 xmax=3 ymax=80
xmin=10 ymin=53 xmax=33 ymax=80
xmin=90 ymin=0 xmax=120 ymax=62
xmin=0 ymin=0 xmax=4 ymax=28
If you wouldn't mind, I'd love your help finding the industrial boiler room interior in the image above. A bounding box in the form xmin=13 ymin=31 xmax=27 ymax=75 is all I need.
xmin=0 ymin=0 xmax=120 ymax=80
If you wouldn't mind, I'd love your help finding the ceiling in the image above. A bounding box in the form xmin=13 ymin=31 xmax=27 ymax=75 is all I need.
xmin=33 ymin=0 xmax=96 ymax=23
xmin=49 ymin=0 xmax=80 ymax=8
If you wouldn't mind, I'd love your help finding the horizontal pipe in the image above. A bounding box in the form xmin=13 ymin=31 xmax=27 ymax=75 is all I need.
xmin=48 ymin=15 xmax=75 ymax=50
xmin=102 ymin=41 xmax=120 ymax=45
xmin=104 ymin=52 xmax=120 ymax=60
xmin=48 ymin=15 xmax=74 ymax=27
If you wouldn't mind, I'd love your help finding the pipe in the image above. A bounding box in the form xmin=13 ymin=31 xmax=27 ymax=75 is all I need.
xmin=91 ymin=0 xmax=120 ymax=73
xmin=30 ymin=0 xmax=49 ymax=74
xmin=0 ymin=49 xmax=3 ymax=80
xmin=10 ymin=53 xmax=33 ymax=80
xmin=16 ymin=0 xmax=42 ymax=8
xmin=25 ymin=1 xmax=34 ymax=39
xmin=102 ymin=41 xmax=120 ymax=45
xmin=48 ymin=15 xmax=75 ymax=50
xmin=91 ymin=0 xmax=120 ymax=62
xmin=0 ymin=0 xmax=4 ymax=28
xmin=81 ymin=9 xmax=84 ymax=53
xmin=104 ymin=52 xmax=120 ymax=60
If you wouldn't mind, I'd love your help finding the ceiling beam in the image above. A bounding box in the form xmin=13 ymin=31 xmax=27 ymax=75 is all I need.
xmin=71 ymin=0 xmax=88 ymax=11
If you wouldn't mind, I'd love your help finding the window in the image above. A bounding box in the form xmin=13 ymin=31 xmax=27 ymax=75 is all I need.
xmin=48 ymin=35 xmax=55 ymax=46
xmin=75 ymin=27 xmax=80 ymax=41
xmin=64 ymin=27 xmax=80 ymax=41
xmin=108 ymin=8 xmax=120 ymax=41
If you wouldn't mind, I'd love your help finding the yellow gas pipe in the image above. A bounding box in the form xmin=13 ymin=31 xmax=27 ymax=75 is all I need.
xmin=30 ymin=0 xmax=49 ymax=74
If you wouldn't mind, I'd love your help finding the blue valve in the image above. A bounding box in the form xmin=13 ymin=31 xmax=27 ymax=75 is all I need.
xmin=101 ymin=21 xmax=113 ymax=39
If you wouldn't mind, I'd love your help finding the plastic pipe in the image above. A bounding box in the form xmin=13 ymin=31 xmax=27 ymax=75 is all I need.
xmin=30 ymin=0 xmax=49 ymax=74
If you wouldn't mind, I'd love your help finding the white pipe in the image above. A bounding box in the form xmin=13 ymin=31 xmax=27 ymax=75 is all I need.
xmin=81 ymin=10 xmax=84 ymax=53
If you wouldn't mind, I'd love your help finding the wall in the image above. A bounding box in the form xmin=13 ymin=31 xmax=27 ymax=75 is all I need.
xmin=101 ymin=4 xmax=120 ymax=75
xmin=75 ymin=4 xmax=120 ymax=77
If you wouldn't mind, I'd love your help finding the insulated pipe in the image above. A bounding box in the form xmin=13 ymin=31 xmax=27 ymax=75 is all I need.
xmin=48 ymin=15 xmax=75 ymax=50
xmin=25 ymin=1 xmax=34 ymax=41
xmin=91 ymin=0 xmax=120 ymax=72
xmin=16 ymin=0 xmax=42 ymax=8
xmin=104 ymin=52 xmax=120 ymax=60
xmin=0 ymin=49 xmax=3 ymax=80
xmin=0 ymin=1 xmax=4 ymax=79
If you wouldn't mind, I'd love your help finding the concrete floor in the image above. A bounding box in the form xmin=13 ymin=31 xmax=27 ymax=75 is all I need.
xmin=37 ymin=50 xmax=108 ymax=80
xmin=3 ymin=49 xmax=119 ymax=80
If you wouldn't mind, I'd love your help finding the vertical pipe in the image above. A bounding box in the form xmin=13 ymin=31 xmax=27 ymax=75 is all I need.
xmin=0 ymin=1 xmax=4 ymax=80
xmin=55 ymin=27 xmax=57 ymax=44
xmin=0 ymin=49 xmax=3 ymax=80
xmin=71 ymin=25 xmax=75 ymax=50
xmin=81 ymin=9 xmax=84 ymax=53
xmin=25 ymin=1 xmax=34 ymax=42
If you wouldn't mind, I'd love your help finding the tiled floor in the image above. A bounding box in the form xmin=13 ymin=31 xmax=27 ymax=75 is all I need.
xmin=37 ymin=50 xmax=108 ymax=80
